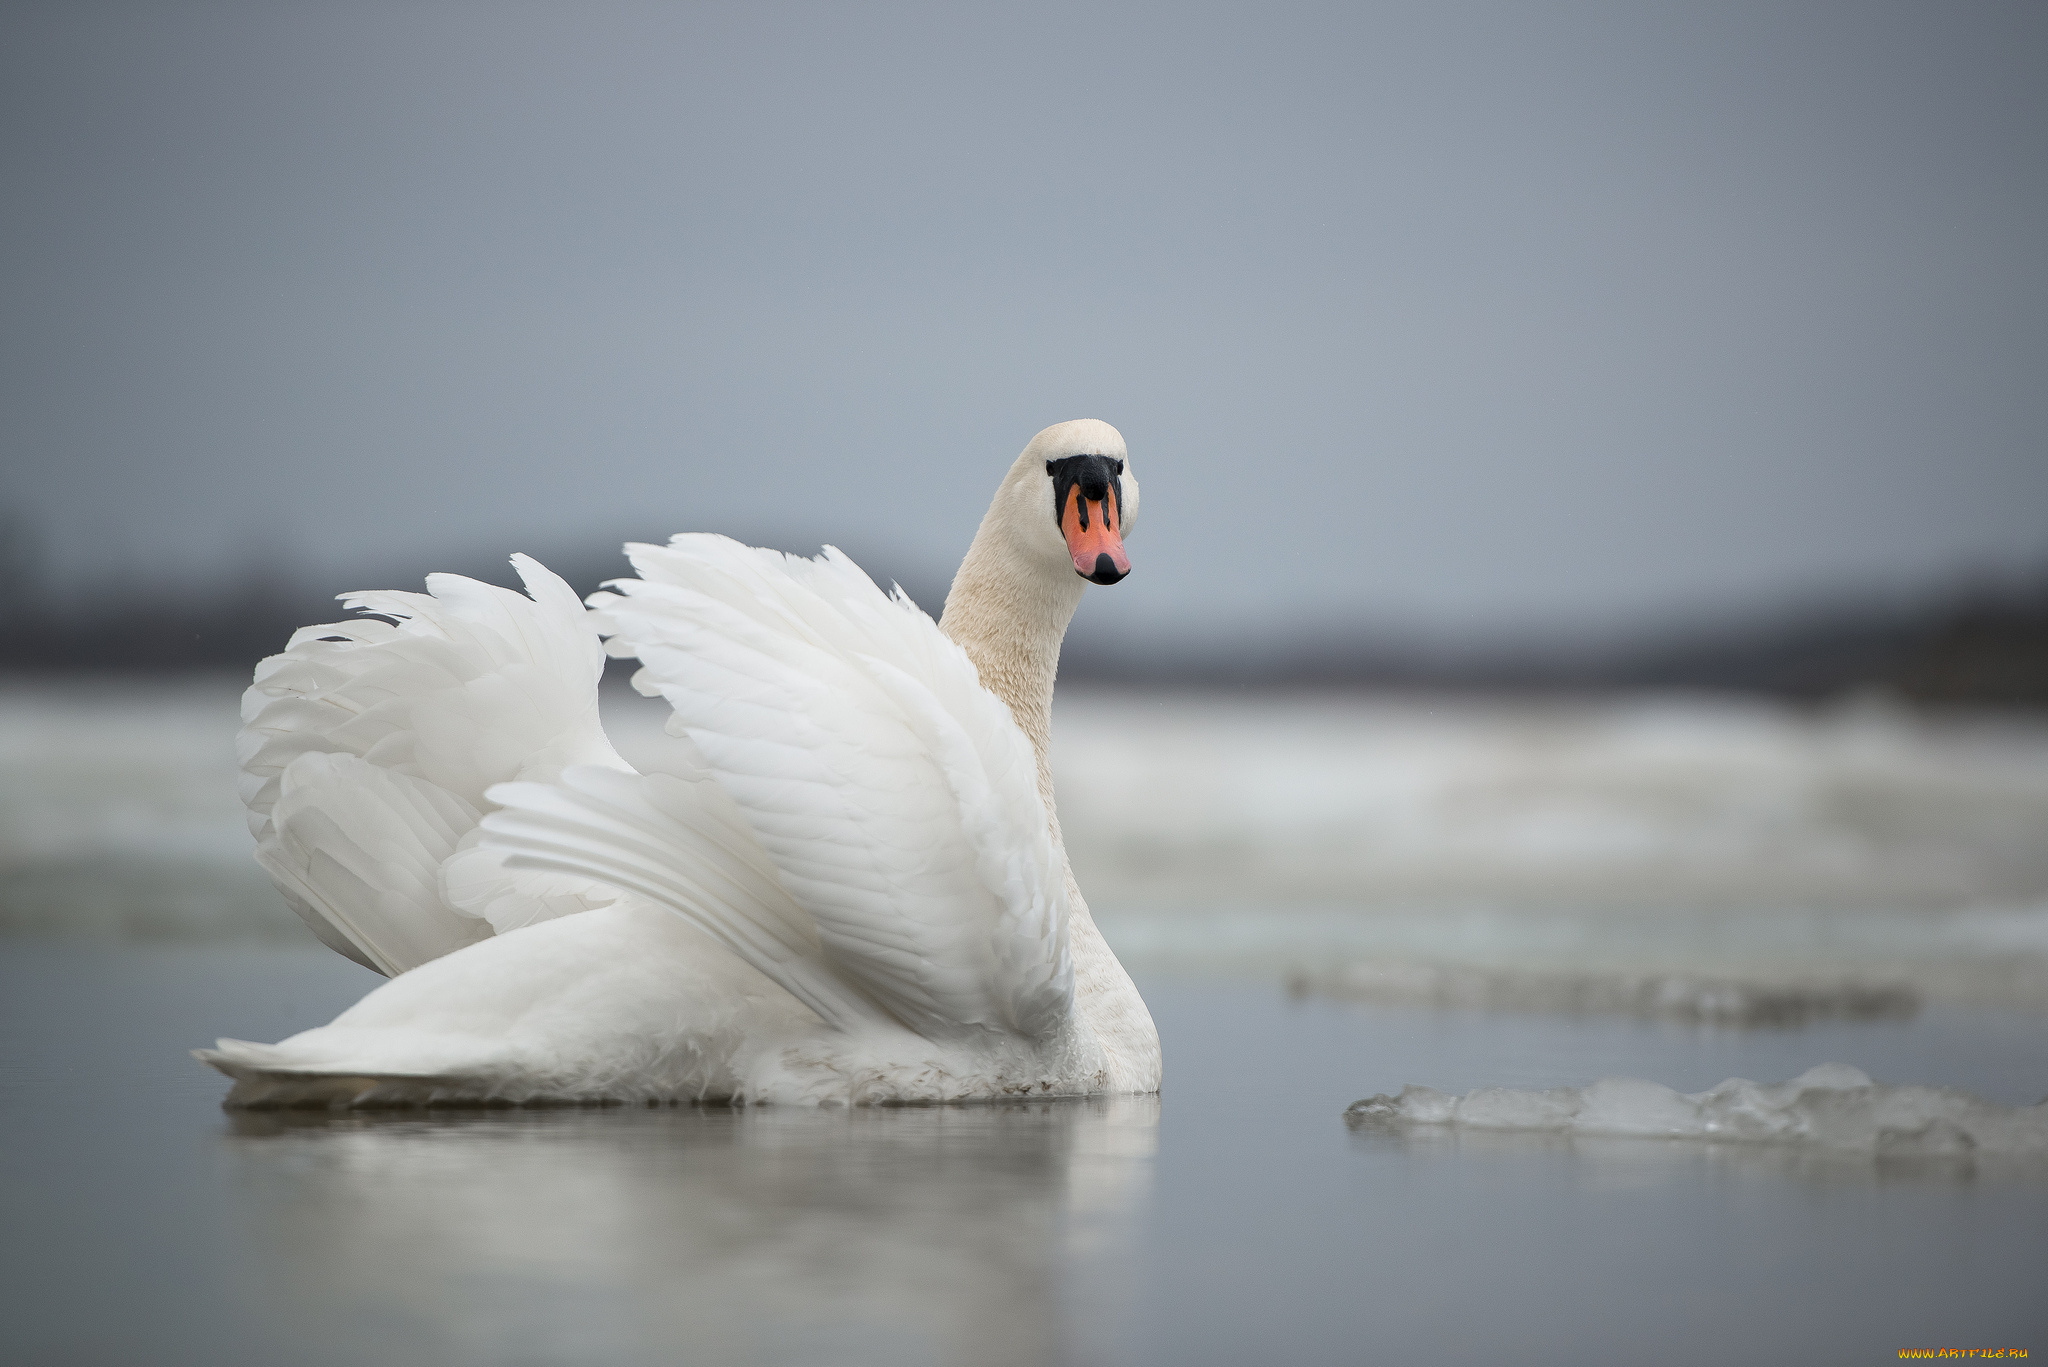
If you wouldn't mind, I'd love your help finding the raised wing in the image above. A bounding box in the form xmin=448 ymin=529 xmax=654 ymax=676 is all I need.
xmin=582 ymin=535 xmax=1072 ymax=1040
xmin=239 ymin=554 xmax=627 ymax=974
xmin=480 ymin=763 xmax=889 ymax=1034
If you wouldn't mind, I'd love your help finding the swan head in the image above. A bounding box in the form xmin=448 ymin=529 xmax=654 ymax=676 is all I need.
xmin=993 ymin=419 xmax=1139 ymax=588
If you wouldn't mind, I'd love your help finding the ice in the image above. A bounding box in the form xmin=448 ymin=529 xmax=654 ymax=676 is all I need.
xmin=0 ymin=677 xmax=250 ymax=867
xmin=1345 ymin=1064 xmax=2048 ymax=1156
xmin=0 ymin=677 xmax=294 ymax=939
xmin=1291 ymin=962 xmax=1921 ymax=1024
xmin=6 ymin=678 xmax=2048 ymax=1013
xmin=1052 ymin=689 xmax=2048 ymax=914
xmin=1053 ymin=689 xmax=2048 ymax=1007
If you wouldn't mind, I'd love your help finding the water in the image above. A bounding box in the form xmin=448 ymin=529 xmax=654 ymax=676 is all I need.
xmin=5 ymin=680 xmax=2048 ymax=1361
xmin=3 ymin=943 xmax=2045 ymax=1366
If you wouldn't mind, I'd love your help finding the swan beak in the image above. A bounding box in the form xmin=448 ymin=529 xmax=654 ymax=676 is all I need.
xmin=1061 ymin=486 xmax=1131 ymax=585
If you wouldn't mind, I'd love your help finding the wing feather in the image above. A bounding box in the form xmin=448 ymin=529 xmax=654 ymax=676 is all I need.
xmin=586 ymin=535 xmax=1072 ymax=1040
xmin=480 ymin=765 xmax=884 ymax=1033
xmin=239 ymin=554 xmax=628 ymax=972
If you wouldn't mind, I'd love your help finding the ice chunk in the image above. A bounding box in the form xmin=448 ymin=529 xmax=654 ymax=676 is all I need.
xmin=1055 ymin=691 xmax=2048 ymax=920
xmin=1295 ymin=962 xmax=1920 ymax=1025
xmin=1456 ymin=1085 xmax=1580 ymax=1129
xmin=1344 ymin=1064 xmax=2048 ymax=1157
xmin=1575 ymin=1076 xmax=1707 ymax=1136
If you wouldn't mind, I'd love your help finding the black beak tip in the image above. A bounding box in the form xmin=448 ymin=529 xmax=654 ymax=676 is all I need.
xmin=1084 ymin=555 xmax=1128 ymax=585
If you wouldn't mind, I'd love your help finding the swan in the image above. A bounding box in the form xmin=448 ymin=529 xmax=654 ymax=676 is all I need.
xmin=196 ymin=419 xmax=1162 ymax=1106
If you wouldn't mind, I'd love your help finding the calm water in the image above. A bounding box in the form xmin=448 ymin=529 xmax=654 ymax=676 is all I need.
xmin=2 ymin=943 xmax=2045 ymax=1366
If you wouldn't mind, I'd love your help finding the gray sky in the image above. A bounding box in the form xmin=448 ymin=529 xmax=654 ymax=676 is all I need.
xmin=3 ymin=1 xmax=2044 ymax=649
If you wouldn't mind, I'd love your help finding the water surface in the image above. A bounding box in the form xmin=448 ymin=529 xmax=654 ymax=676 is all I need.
xmin=3 ymin=944 xmax=2043 ymax=1366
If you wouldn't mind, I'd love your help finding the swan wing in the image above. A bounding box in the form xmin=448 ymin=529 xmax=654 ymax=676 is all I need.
xmin=479 ymin=763 xmax=886 ymax=1033
xmin=239 ymin=553 xmax=627 ymax=974
xmin=584 ymin=534 xmax=1072 ymax=1041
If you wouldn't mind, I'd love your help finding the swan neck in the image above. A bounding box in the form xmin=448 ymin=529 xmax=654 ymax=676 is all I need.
xmin=937 ymin=533 xmax=1083 ymax=800
xmin=936 ymin=480 xmax=1162 ymax=1094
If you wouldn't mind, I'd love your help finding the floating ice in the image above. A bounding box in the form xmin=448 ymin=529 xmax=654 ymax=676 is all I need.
xmin=1295 ymin=962 xmax=1920 ymax=1025
xmin=1055 ymin=690 xmax=2048 ymax=915
xmin=1345 ymin=1064 xmax=2048 ymax=1156
xmin=8 ymin=678 xmax=2048 ymax=1014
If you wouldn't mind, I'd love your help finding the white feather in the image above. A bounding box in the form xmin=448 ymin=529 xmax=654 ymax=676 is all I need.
xmin=237 ymin=553 xmax=627 ymax=973
xmin=586 ymin=536 xmax=1072 ymax=1041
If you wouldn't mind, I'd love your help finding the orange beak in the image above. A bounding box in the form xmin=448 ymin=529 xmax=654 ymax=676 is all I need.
xmin=1062 ymin=484 xmax=1130 ymax=584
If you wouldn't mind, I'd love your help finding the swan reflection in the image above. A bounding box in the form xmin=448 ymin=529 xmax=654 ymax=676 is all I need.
xmin=219 ymin=1097 xmax=1157 ymax=1366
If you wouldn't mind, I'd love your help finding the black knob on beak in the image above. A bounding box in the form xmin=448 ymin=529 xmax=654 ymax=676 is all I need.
xmin=1086 ymin=554 xmax=1128 ymax=585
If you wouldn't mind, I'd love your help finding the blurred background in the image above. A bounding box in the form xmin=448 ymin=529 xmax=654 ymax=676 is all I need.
xmin=4 ymin=0 xmax=2047 ymax=1010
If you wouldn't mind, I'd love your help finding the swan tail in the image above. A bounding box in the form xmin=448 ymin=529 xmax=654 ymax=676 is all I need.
xmin=239 ymin=554 xmax=629 ymax=975
xmin=192 ymin=1041 xmax=456 ymax=1108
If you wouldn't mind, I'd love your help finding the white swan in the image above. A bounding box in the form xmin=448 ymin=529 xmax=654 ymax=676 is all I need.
xmin=197 ymin=419 xmax=1161 ymax=1106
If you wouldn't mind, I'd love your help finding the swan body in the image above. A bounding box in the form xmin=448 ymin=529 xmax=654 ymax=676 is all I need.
xmin=198 ymin=420 xmax=1161 ymax=1106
